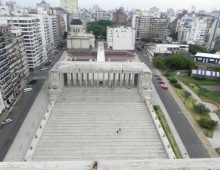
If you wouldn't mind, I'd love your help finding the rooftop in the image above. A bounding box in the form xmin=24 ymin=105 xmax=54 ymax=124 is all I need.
xmin=195 ymin=53 xmax=220 ymax=59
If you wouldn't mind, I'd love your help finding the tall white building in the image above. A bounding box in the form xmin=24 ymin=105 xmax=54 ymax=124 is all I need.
xmin=60 ymin=0 xmax=78 ymax=13
xmin=48 ymin=15 xmax=59 ymax=48
xmin=1 ymin=16 xmax=45 ymax=72
xmin=178 ymin=19 xmax=207 ymax=45
xmin=107 ymin=26 xmax=135 ymax=50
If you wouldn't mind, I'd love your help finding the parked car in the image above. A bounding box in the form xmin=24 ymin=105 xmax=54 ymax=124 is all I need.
xmin=40 ymin=67 xmax=48 ymax=71
xmin=28 ymin=80 xmax=37 ymax=85
xmin=161 ymin=84 xmax=168 ymax=89
xmin=23 ymin=88 xmax=33 ymax=93
xmin=158 ymin=81 xmax=165 ymax=84
xmin=157 ymin=77 xmax=162 ymax=80
xmin=1 ymin=118 xmax=12 ymax=125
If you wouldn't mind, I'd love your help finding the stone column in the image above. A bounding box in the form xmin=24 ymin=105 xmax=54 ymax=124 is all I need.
xmin=91 ymin=73 xmax=94 ymax=87
xmin=125 ymin=73 xmax=129 ymax=88
xmin=97 ymin=72 xmax=99 ymax=88
xmin=108 ymin=73 xmax=111 ymax=87
xmin=78 ymin=73 xmax=82 ymax=87
xmin=85 ymin=73 xmax=88 ymax=87
xmin=114 ymin=73 xmax=118 ymax=87
xmin=72 ymin=73 xmax=76 ymax=87
xmin=131 ymin=73 xmax=135 ymax=88
xmin=120 ymin=73 xmax=124 ymax=87
xmin=102 ymin=73 xmax=105 ymax=87
xmin=67 ymin=73 xmax=71 ymax=87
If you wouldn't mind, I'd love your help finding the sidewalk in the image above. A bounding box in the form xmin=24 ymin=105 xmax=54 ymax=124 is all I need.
xmin=162 ymin=78 xmax=219 ymax=158
xmin=4 ymin=80 xmax=49 ymax=162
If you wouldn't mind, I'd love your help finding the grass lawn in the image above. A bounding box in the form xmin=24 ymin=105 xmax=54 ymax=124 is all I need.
xmin=215 ymin=148 xmax=220 ymax=156
xmin=154 ymin=105 xmax=183 ymax=159
xmin=189 ymin=88 xmax=220 ymax=104
xmin=179 ymin=76 xmax=220 ymax=86
xmin=174 ymin=87 xmax=214 ymax=138
xmin=216 ymin=111 xmax=220 ymax=119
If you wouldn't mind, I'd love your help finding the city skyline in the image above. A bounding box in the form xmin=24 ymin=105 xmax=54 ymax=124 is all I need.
xmin=5 ymin=0 xmax=220 ymax=12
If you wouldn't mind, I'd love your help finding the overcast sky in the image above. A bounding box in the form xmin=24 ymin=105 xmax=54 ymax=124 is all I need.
xmin=10 ymin=0 xmax=220 ymax=12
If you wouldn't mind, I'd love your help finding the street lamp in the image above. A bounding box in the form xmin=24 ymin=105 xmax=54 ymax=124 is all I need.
xmin=176 ymin=72 xmax=180 ymax=83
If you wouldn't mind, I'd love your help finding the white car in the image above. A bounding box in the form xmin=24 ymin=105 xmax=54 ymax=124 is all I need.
xmin=23 ymin=88 xmax=33 ymax=93
xmin=40 ymin=67 xmax=48 ymax=71
xmin=1 ymin=118 xmax=12 ymax=125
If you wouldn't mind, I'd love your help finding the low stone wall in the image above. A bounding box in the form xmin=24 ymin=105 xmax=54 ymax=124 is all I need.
xmin=24 ymin=101 xmax=56 ymax=161
xmin=145 ymin=98 xmax=176 ymax=159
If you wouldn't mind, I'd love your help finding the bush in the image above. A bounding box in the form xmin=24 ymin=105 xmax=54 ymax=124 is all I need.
xmin=164 ymin=72 xmax=170 ymax=77
xmin=194 ymin=76 xmax=206 ymax=80
xmin=199 ymin=118 xmax=218 ymax=129
xmin=194 ymin=103 xmax=210 ymax=114
xmin=173 ymin=83 xmax=182 ymax=89
xmin=153 ymin=105 xmax=158 ymax=111
xmin=170 ymin=78 xmax=178 ymax=84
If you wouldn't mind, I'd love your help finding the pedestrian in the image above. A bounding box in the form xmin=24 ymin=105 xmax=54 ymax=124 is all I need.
xmin=117 ymin=130 xmax=118 ymax=134
xmin=119 ymin=128 xmax=121 ymax=131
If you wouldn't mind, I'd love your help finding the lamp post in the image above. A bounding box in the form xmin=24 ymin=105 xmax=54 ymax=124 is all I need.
xmin=176 ymin=72 xmax=180 ymax=83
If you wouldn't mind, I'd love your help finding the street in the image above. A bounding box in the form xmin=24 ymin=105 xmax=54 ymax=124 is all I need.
xmin=137 ymin=51 xmax=210 ymax=158
xmin=0 ymin=49 xmax=64 ymax=161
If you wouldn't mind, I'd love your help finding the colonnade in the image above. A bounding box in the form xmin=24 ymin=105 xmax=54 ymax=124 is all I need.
xmin=63 ymin=72 xmax=138 ymax=88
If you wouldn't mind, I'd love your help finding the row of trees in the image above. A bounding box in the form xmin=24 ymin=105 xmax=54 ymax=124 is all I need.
xmin=152 ymin=54 xmax=195 ymax=71
xmin=189 ymin=44 xmax=217 ymax=55
xmin=86 ymin=20 xmax=117 ymax=38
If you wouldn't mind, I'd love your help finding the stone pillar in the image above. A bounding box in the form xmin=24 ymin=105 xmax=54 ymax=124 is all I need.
xmin=114 ymin=73 xmax=118 ymax=87
xmin=108 ymin=73 xmax=111 ymax=87
xmin=78 ymin=73 xmax=82 ymax=87
xmin=102 ymin=73 xmax=105 ymax=87
xmin=60 ymin=72 xmax=64 ymax=89
xmin=67 ymin=73 xmax=71 ymax=87
xmin=131 ymin=73 xmax=135 ymax=88
xmin=72 ymin=73 xmax=76 ymax=87
xmin=97 ymin=72 xmax=99 ymax=88
xmin=91 ymin=73 xmax=94 ymax=87
xmin=85 ymin=73 xmax=88 ymax=87
xmin=120 ymin=73 xmax=124 ymax=87
xmin=125 ymin=73 xmax=129 ymax=88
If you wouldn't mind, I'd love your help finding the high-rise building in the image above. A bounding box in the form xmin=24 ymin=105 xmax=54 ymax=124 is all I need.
xmin=48 ymin=15 xmax=60 ymax=48
xmin=60 ymin=0 xmax=78 ymax=13
xmin=111 ymin=10 xmax=126 ymax=24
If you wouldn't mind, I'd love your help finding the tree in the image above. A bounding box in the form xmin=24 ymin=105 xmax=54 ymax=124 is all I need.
xmin=199 ymin=88 xmax=209 ymax=97
xmin=184 ymin=91 xmax=192 ymax=103
xmin=210 ymin=49 xmax=217 ymax=54
xmin=189 ymin=44 xmax=208 ymax=54
xmin=152 ymin=57 xmax=166 ymax=69
xmin=199 ymin=118 xmax=218 ymax=129
xmin=194 ymin=103 xmax=210 ymax=114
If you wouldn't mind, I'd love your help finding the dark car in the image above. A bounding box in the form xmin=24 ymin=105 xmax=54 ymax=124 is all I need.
xmin=28 ymin=80 xmax=38 ymax=85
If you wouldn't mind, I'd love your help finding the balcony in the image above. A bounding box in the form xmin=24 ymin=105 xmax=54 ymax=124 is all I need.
xmin=0 ymin=65 xmax=9 ymax=74
xmin=0 ymin=54 xmax=7 ymax=62
xmin=3 ymin=84 xmax=13 ymax=95
xmin=0 ymin=49 xmax=6 ymax=56
xmin=0 ymin=73 xmax=11 ymax=84
xmin=0 ymin=59 xmax=8 ymax=67
xmin=3 ymin=87 xmax=14 ymax=100
xmin=0 ymin=37 xmax=4 ymax=43
xmin=0 ymin=72 xmax=10 ymax=80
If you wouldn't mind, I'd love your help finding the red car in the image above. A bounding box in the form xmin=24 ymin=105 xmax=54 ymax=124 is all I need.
xmin=156 ymin=77 xmax=162 ymax=80
xmin=161 ymin=84 xmax=168 ymax=89
xmin=158 ymin=81 xmax=165 ymax=84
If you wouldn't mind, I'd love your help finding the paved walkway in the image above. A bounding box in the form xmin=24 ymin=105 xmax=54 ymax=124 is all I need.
xmin=180 ymin=82 xmax=220 ymax=150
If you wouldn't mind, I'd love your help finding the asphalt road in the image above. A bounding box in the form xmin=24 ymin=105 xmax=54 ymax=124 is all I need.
xmin=137 ymin=51 xmax=210 ymax=158
xmin=0 ymin=49 xmax=64 ymax=161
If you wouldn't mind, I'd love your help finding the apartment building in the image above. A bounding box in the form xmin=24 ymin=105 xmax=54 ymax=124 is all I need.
xmin=111 ymin=10 xmax=126 ymax=24
xmin=3 ymin=16 xmax=44 ymax=72
xmin=60 ymin=0 xmax=78 ymax=13
xmin=0 ymin=25 xmax=29 ymax=113
xmin=48 ymin=15 xmax=59 ymax=48
xmin=107 ymin=26 xmax=135 ymax=50
xmin=178 ymin=19 xmax=207 ymax=45
xmin=133 ymin=15 xmax=167 ymax=40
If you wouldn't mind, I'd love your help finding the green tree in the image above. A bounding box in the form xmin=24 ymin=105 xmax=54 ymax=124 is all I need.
xmin=199 ymin=118 xmax=218 ymax=129
xmin=210 ymin=49 xmax=217 ymax=54
xmin=199 ymin=88 xmax=209 ymax=97
xmin=189 ymin=44 xmax=208 ymax=54
xmin=184 ymin=91 xmax=192 ymax=103
xmin=194 ymin=103 xmax=210 ymax=114
xmin=152 ymin=57 xmax=166 ymax=69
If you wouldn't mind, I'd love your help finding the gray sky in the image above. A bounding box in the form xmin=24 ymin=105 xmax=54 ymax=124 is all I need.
xmin=10 ymin=0 xmax=219 ymax=12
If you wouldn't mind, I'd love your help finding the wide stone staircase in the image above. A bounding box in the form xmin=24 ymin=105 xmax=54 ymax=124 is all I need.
xmin=32 ymin=87 xmax=167 ymax=161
